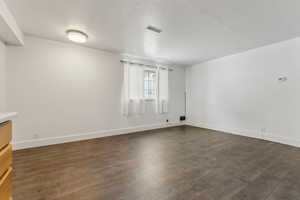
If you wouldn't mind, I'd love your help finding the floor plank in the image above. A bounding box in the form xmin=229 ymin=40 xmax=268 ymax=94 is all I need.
xmin=12 ymin=126 xmax=300 ymax=200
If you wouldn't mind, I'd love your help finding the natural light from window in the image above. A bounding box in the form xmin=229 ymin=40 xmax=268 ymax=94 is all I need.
xmin=144 ymin=70 xmax=156 ymax=99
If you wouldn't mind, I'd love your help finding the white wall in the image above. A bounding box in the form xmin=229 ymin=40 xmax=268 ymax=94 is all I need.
xmin=7 ymin=36 xmax=186 ymax=149
xmin=186 ymin=36 xmax=300 ymax=147
xmin=0 ymin=40 xmax=5 ymax=111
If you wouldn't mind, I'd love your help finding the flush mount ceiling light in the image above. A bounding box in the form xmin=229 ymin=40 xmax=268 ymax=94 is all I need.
xmin=66 ymin=29 xmax=88 ymax=43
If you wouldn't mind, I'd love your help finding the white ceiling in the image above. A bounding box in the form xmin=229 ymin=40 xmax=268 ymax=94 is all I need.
xmin=5 ymin=0 xmax=300 ymax=66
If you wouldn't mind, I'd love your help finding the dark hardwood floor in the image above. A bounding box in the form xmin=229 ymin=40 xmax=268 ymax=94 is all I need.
xmin=12 ymin=126 xmax=300 ymax=200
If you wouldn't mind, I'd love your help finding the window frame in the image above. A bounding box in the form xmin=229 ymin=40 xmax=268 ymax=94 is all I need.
xmin=143 ymin=69 xmax=157 ymax=101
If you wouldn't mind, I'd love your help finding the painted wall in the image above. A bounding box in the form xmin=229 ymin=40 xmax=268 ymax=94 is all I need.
xmin=6 ymin=36 xmax=186 ymax=149
xmin=0 ymin=40 xmax=5 ymax=111
xmin=186 ymin=36 xmax=300 ymax=147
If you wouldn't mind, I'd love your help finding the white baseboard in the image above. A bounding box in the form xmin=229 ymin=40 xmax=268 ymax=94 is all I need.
xmin=264 ymin=134 xmax=300 ymax=148
xmin=186 ymin=121 xmax=300 ymax=148
xmin=13 ymin=122 xmax=184 ymax=150
xmin=14 ymin=121 xmax=300 ymax=150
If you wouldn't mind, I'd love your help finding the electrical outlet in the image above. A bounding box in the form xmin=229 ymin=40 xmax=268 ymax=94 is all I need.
xmin=278 ymin=77 xmax=287 ymax=82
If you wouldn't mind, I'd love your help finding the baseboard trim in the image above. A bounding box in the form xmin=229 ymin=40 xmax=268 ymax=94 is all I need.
xmin=13 ymin=122 xmax=184 ymax=150
xmin=14 ymin=121 xmax=300 ymax=150
xmin=186 ymin=121 xmax=300 ymax=148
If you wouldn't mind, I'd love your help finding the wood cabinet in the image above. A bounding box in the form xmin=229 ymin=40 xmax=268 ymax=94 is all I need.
xmin=0 ymin=121 xmax=13 ymax=200
xmin=0 ymin=144 xmax=12 ymax=178
xmin=0 ymin=121 xmax=12 ymax=150
xmin=0 ymin=168 xmax=12 ymax=200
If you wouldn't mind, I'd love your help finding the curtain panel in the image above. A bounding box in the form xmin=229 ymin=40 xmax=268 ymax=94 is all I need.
xmin=122 ymin=62 xmax=169 ymax=116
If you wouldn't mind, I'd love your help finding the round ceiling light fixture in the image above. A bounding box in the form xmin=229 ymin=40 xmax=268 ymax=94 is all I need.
xmin=66 ymin=29 xmax=88 ymax=43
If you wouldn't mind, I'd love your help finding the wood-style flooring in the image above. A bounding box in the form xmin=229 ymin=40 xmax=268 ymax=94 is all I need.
xmin=12 ymin=126 xmax=300 ymax=200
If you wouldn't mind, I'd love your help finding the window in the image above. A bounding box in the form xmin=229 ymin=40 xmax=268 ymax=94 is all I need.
xmin=144 ymin=70 xmax=156 ymax=99
xmin=122 ymin=62 xmax=169 ymax=116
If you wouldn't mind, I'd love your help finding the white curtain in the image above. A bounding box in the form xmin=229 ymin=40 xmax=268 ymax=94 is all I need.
xmin=156 ymin=66 xmax=169 ymax=114
xmin=122 ymin=63 xmax=145 ymax=116
xmin=122 ymin=62 xmax=169 ymax=116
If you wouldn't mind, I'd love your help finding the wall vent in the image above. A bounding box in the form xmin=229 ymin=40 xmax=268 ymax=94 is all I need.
xmin=146 ymin=26 xmax=162 ymax=33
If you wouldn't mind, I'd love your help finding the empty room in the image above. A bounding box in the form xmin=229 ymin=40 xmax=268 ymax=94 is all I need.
xmin=1 ymin=0 xmax=300 ymax=199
